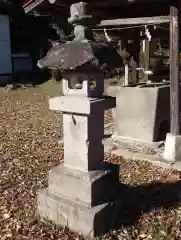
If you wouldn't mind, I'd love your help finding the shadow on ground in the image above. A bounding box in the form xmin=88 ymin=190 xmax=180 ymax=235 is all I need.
xmin=111 ymin=181 xmax=181 ymax=228
xmin=0 ymin=70 xmax=60 ymax=89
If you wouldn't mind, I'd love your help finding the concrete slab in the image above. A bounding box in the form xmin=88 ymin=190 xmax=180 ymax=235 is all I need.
xmin=111 ymin=148 xmax=181 ymax=172
xmin=112 ymin=134 xmax=164 ymax=149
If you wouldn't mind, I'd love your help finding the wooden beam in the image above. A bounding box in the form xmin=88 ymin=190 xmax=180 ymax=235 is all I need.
xmin=150 ymin=55 xmax=169 ymax=59
xmin=54 ymin=0 xmax=171 ymax=8
xmin=170 ymin=4 xmax=180 ymax=135
xmin=99 ymin=16 xmax=172 ymax=26
xmin=24 ymin=0 xmax=45 ymax=13
xmin=93 ymin=0 xmax=170 ymax=7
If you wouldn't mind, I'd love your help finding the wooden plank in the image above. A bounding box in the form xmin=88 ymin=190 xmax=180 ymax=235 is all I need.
xmin=99 ymin=16 xmax=172 ymax=26
xmin=150 ymin=55 xmax=169 ymax=59
xmin=170 ymin=4 xmax=180 ymax=135
xmin=93 ymin=29 xmax=142 ymax=40
xmin=24 ymin=0 xmax=45 ymax=13
xmin=92 ymin=0 xmax=170 ymax=7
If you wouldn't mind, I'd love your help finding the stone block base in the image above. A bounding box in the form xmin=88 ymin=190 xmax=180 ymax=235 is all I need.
xmin=48 ymin=163 xmax=119 ymax=207
xmin=38 ymin=189 xmax=116 ymax=238
xmin=108 ymin=83 xmax=172 ymax=142
xmin=163 ymin=133 xmax=181 ymax=162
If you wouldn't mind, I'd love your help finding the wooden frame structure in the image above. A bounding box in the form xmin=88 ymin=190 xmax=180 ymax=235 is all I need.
xmin=99 ymin=3 xmax=180 ymax=136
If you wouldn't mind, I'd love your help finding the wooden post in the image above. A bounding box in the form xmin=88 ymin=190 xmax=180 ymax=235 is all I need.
xmin=132 ymin=29 xmax=140 ymax=82
xmin=100 ymin=16 xmax=172 ymax=27
xmin=120 ymin=39 xmax=130 ymax=85
xmin=124 ymin=63 xmax=129 ymax=85
xmin=130 ymin=57 xmax=137 ymax=84
xmin=150 ymin=39 xmax=157 ymax=55
xmin=126 ymin=33 xmax=140 ymax=83
xmin=170 ymin=4 xmax=180 ymax=135
xmin=143 ymin=39 xmax=150 ymax=81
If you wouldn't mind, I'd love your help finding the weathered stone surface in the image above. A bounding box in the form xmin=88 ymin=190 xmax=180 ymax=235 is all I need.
xmin=38 ymin=189 xmax=117 ymax=238
xmin=49 ymin=96 xmax=116 ymax=115
xmin=68 ymin=2 xmax=92 ymax=24
xmin=48 ymin=163 xmax=119 ymax=206
xmin=108 ymin=83 xmax=171 ymax=142
xmin=63 ymin=112 xmax=104 ymax=171
xmin=37 ymin=41 xmax=124 ymax=72
xmin=64 ymin=139 xmax=104 ymax=171
xmin=163 ymin=133 xmax=181 ymax=161
xmin=62 ymin=72 xmax=104 ymax=97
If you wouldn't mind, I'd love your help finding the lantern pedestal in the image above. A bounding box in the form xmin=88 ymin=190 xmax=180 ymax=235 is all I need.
xmin=37 ymin=1 xmax=124 ymax=236
xmin=38 ymin=188 xmax=116 ymax=238
xmin=37 ymin=95 xmax=119 ymax=238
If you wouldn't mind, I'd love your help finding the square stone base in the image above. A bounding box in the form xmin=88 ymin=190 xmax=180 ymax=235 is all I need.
xmin=38 ymin=189 xmax=116 ymax=238
xmin=48 ymin=163 xmax=119 ymax=207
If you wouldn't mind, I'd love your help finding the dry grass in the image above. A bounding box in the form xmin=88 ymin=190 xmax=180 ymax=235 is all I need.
xmin=0 ymin=81 xmax=181 ymax=240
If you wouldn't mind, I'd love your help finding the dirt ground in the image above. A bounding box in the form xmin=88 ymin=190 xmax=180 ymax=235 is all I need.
xmin=1 ymin=81 xmax=181 ymax=240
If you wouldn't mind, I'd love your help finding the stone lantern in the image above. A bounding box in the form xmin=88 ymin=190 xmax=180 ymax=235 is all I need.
xmin=37 ymin=2 xmax=123 ymax=238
